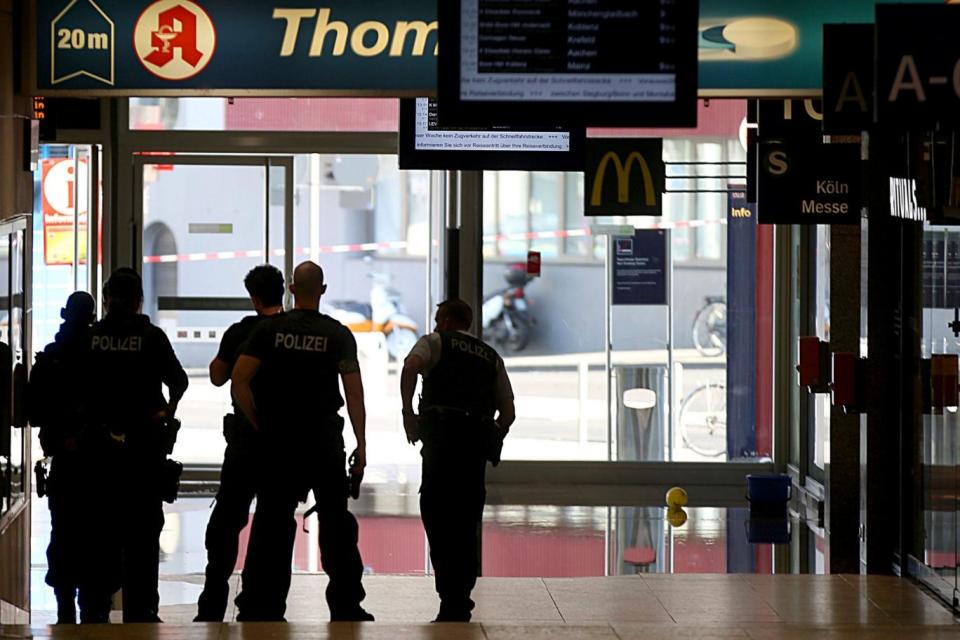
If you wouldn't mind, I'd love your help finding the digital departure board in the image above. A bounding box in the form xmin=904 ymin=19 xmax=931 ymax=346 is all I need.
xmin=398 ymin=98 xmax=585 ymax=170
xmin=438 ymin=0 xmax=699 ymax=127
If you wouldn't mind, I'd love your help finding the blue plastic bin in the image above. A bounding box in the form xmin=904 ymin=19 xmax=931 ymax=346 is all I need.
xmin=746 ymin=474 xmax=791 ymax=504
xmin=746 ymin=514 xmax=792 ymax=544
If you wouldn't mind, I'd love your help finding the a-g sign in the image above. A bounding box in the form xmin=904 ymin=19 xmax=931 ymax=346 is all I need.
xmin=584 ymin=139 xmax=665 ymax=217
xmin=876 ymin=4 xmax=960 ymax=126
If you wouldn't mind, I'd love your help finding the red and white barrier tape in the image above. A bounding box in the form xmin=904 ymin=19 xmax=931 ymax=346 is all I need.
xmin=143 ymin=220 xmax=726 ymax=264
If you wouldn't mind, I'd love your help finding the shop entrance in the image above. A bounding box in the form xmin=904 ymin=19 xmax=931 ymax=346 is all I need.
xmin=133 ymin=155 xmax=293 ymax=465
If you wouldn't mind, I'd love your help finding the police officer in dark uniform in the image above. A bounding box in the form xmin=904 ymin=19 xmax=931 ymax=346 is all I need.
xmin=231 ymin=261 xmax=372 ymax=622
xmin=28 ymin=292 xmax=111 ymax=623
xmin=400 ymin=299 xmax=515 ymax=622
xmin=194 ymin=265 xmax=285 ymax=622
xmin=88 ymin=269 xmax=188 ymax=623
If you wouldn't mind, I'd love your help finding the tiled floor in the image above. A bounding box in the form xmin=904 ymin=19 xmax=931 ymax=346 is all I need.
xmin=4 ymin=575 xmax=957 ymax=639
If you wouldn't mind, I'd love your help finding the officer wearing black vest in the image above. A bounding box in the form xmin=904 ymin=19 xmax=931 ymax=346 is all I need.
xmin=231 ymin=261 xmax=372 ymax=622
xmin=195 ymin=265 xmax=284 ymax=622
xmin=88 ymin=269 xmax=188 ymax=623
xmin=400 ymin=299 xmax=515 ymax=622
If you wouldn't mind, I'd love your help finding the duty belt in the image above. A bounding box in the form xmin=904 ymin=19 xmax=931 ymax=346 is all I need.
xmin=420 ymin=405 xmax=484 ymax=420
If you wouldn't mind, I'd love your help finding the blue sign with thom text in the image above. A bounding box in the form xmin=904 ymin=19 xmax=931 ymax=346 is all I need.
xmin=37 ymin=0 xmax=437 ymax=94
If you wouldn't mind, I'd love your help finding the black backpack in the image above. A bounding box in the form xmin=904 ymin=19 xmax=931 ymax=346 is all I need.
xmin=29 ymin=348 xmax=86 ymax=455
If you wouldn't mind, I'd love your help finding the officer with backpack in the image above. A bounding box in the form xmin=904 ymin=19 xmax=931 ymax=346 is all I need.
xmin=29 ymin=292 xmax=112 ymax=624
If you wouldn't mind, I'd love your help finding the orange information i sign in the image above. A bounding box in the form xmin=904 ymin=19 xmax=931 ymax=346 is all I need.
xmin=41 ymin=158 xmax=88 ymax=266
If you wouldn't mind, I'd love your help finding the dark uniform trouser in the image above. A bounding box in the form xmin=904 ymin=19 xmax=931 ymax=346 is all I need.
xmin=46 ymin=455 xmax=114 ymax=623
xmin=235 ymin=447 xmax=366 ymax=621
xmin=195 ymin=442 xmax=258 ymax=621
xmin=118 ymin=452 xmax=166 ymax=623
xmin=420 ymin=418 xmax=488 ymax=618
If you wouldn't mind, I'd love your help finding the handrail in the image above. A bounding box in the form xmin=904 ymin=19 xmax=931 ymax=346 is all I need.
xmin=502 ymin=348 xmax=723 ymax=368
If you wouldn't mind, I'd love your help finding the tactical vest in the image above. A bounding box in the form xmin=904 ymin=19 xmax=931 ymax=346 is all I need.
xmin=89 ymin=315 xmax=162 ymax=435
xmin=420 ymin=331 xmax=498 ymax=419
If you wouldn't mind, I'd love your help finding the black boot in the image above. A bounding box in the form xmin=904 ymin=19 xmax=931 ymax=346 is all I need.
xmin=330 ymin=606 xmax=375 ymax=622
xmin=55 ymin=589 xmax=77 ymax=625
xmin=433 ymin=601 xmax=472 ymax=623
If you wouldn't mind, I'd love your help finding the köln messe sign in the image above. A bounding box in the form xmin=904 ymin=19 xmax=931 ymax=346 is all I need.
xmin=34 ymin=0 xmax=937 ymax=97
xmin=757 ymin=141 xmax=861 ymax=225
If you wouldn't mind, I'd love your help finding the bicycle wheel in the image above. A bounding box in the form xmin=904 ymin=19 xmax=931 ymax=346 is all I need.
xmin=692 ymin=302 xmax=727 ymax=357
xmin=678 ymin=381 xmax=727 ymax=458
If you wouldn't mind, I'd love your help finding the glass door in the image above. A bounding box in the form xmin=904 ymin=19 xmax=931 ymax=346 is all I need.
xmin=133 ymin=155 xmax=293 ymax=465
xmin=919 ymin=225 xmax=960 ymax=602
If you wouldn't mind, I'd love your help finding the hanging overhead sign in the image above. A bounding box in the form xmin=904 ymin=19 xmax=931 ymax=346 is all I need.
xmin=584 ymin=139 xmax=665 ymax=217
xmin=398 ymin=98 xmax=585 ymax=171
xmin=757 ymin=99 xmax=823 ymax=140
xmin=35 ymin=0 xmax=439 ymax=95
xmin=35 ymin=0 xmax=932 ymax=97
xmin=876 ymin=4 xmax=960 ymax=127
xmin=822 ymin=24 xmax=873 ymax=136
xmin=436 ymin=0 xmax=699 ymax=127
xmin=698 ymin=0 xmax=928 ymax=96
xmin=757 ymin=141 xmax=861 ymax=225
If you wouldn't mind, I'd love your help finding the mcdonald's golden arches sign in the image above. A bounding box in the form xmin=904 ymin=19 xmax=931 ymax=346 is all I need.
xmin=584 ymin=139 xmax=665 ymax=217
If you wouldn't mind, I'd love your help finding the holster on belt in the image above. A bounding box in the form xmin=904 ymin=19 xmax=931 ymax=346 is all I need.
xmin=223 ymin=413 xmax=254 ymax=446
xmin=160 ymin=459 xmax=183 ymax=504
xmin=483 ymin=416 xmax=505 ymax=467
xmin=420 ymin=407 xmax=504 ymax=466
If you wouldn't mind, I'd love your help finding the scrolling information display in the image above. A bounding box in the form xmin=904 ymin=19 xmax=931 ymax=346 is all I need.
xmin=440 ymin=0 xmax=698 ymax=127
xmin=399 ymin=98 xmax=584 ymax=170
xmin=415 ymin=99 xmax=570 ymax=152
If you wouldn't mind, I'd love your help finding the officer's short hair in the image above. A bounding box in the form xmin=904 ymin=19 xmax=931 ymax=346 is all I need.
xmin=103 ymin=267 xmax=141 ymax=298
xmin=437 ymin=299 xmax=473 ymax=328
xmin=244 ymin=265 xmax=284 ymax=307
xmin=105 ymin=270 xmax=143 ymax=313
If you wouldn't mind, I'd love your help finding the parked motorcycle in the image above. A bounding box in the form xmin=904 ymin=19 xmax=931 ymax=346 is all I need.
xmin=482 ymin=263 xmax=536 ymax=353
xmin=325 ymin=272 xmax=419 ymax=360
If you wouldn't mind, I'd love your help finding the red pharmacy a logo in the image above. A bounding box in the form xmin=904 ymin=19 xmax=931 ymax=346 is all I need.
xmin=134 ymin=0 xmax=216 ymax=80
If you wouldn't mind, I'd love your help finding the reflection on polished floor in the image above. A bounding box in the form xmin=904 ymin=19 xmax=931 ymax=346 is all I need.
xmin=31 ymin=497 xmax=782 ymax=617
xmin=4 ymin=575 xmax=958 ymax=639
xmin=24 ymin=487 xmax=958 ymax=637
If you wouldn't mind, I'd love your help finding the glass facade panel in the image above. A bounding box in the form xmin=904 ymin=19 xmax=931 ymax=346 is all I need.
xmin=122 ymin=98 xmax=774 ymax=467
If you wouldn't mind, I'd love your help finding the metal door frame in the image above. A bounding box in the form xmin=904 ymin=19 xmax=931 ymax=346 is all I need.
xmin=131 ymin=154 xmax=295 ymax=292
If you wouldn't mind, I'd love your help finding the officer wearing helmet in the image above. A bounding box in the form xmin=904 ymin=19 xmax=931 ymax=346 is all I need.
xmin=29 ymin=292 xmax=109 ymax=623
